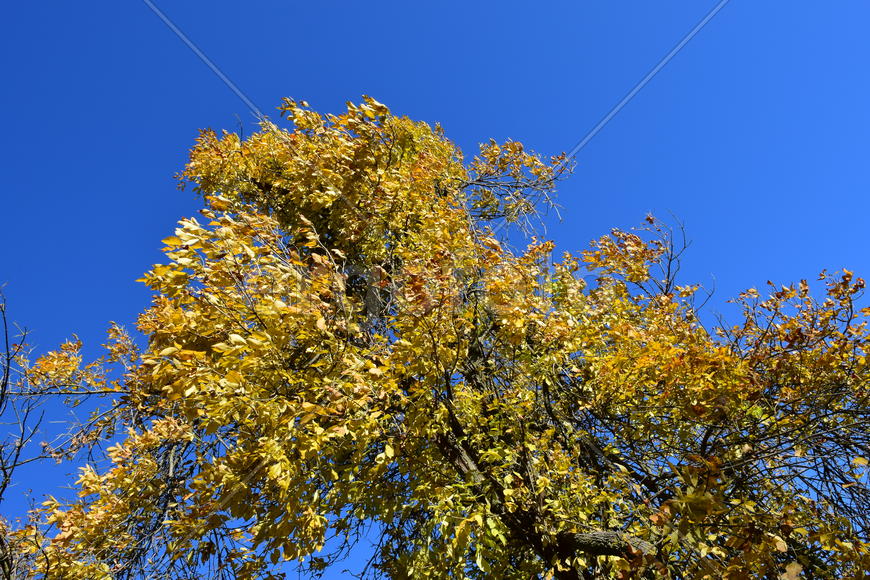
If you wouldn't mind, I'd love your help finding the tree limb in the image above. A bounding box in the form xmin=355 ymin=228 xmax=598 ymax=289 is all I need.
xmin=555 ymin=530 xmax=654 ymax=558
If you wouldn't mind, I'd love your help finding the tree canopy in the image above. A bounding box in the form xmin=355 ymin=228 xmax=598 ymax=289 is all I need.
xmin=15 ymin=98 xmax=870 ymax=579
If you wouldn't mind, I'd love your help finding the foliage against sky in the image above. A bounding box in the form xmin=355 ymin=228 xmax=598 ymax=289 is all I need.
xmin=9 ymin=99 xmax=870 ymax=579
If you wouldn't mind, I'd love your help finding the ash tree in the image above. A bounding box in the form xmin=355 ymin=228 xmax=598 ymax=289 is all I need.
xmin=17 ymin=98 xmax=870 ymax=579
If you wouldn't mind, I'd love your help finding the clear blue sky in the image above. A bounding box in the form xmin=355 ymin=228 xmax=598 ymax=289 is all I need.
xmin=2 ymin=0 xmax=869 ymax=574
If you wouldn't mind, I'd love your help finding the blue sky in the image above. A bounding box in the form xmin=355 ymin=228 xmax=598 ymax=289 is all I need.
xmin=2 ymin=0 xmax=869 ymax=574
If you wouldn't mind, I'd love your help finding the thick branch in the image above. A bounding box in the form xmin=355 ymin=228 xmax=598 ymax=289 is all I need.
xmin=556 ymin=530 xmax=654 ymax=558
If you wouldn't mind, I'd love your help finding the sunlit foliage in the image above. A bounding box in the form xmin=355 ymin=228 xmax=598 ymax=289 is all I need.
xmin=20 ymin=99 xmax=869 ymax=579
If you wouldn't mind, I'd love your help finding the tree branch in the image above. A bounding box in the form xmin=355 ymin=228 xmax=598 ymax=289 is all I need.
xmin=556 ymin=530 xmax=654 ymax=558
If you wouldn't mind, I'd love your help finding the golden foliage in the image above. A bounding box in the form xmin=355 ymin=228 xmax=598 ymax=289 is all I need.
xmin=22 ymin=99 xmax=870 ymax=579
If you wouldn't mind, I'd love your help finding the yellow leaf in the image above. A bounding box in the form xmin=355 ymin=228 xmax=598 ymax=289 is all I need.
xmin=781 ymin=562 xmax=802 ymax=580
xmin=773 ymin=536 xmax=788 ymax=552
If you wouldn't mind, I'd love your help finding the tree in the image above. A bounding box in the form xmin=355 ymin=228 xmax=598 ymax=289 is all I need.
xmin=21 ymin=98 xmax=870 ymax=578
xmin=0 ymin=296 xmax=46 ymax=579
